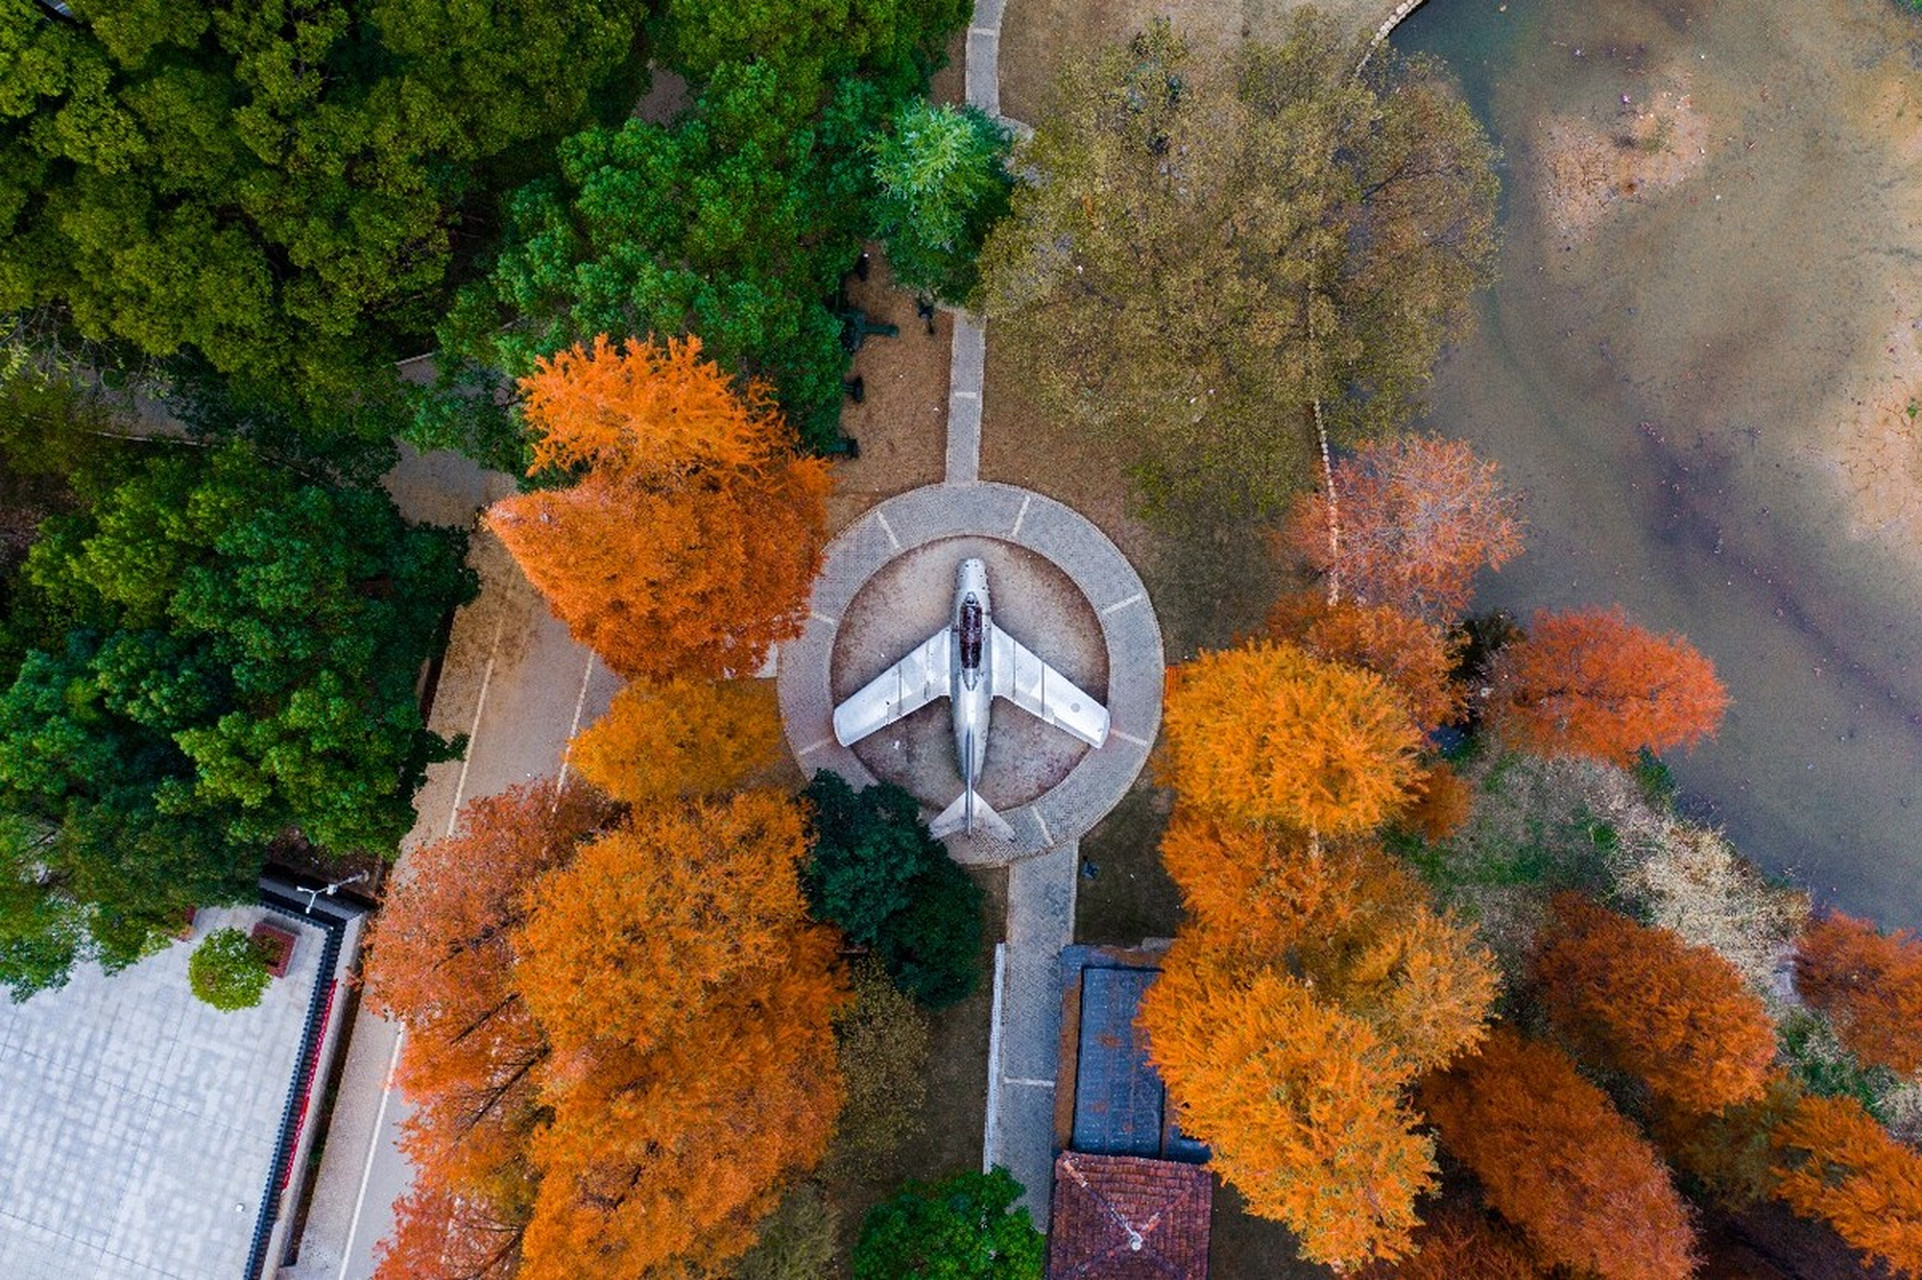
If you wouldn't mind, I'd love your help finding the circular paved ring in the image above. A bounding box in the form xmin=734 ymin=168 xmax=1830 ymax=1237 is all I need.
xmin=777 ymin=482 xmax=1165 ymax=867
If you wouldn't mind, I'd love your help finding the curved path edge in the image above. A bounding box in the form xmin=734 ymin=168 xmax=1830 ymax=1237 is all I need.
xmin=777 ymin=482 xmax=1164 ymax=867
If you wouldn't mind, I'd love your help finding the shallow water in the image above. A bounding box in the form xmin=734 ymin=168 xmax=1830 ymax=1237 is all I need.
xmin=1394 ymin=0 xmax=1922 ymax=926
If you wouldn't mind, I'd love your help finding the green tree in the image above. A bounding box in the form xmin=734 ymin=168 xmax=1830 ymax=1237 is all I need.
xmin=187 ymin=926 xmax=271 ymax=1011
xmin=0 ymin=441 xmax=474 ymax=960
xmin=438 ymin=65 xmax=886 ymax=452
xmin=0 ymin=813 xmax=86 ymax=1000
xmin=976 ymin=15 xmax=1498 ymax=510
xmin=852 ymin=1168 xmax=1045 ymax=1280
xmin=0 ymin=0 xmax=648 ymax=410
xmin=871 ymin=101 xmax=1013 ymax=304
xmin=802 ymin=772 xmax=983 ymax=1007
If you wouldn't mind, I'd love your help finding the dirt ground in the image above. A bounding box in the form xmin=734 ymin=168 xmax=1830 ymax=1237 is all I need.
xmin=824 ymin=250 xmax=951 ymax=534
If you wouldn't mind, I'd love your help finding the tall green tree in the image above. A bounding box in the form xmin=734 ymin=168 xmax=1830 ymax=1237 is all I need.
xmin=802 ymin=772 xmax=983 ymax=1007
xmin=438 ymin=66 xmax=886 ymax=452
xmin=976 ymin=15 xmax=1498 ymax=510
xmin=871 ymin=101 xmax=1013 ymax=304
xmin=0 ymin=0 xmax=648 ymax=409
xmin=0 ymin=440 xmax=473 ymax=977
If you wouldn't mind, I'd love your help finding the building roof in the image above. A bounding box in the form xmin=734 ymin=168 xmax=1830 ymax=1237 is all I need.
xmin=1047 ymin=1152 xmax=1212 ymax=1280
xmin=1060 ymin=953 xmax=1207 ymax=1163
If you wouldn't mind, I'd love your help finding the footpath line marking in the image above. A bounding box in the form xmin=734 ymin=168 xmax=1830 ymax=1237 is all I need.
xmin=1111 ymin=728 xmax=1150 ymax=748
xmin=337 ymin=1026 xmax=406 ymax=1280
xmin=1102 ymin=592 xmax=1144 ymax=615
xmin=1004 ymin=1076 xmax=1055 ymax=1088
xmin=1010 ymin=493 xmax=1033 ymax=539
xmin=797 ymin=737 xmax=835 ymax=757
xmin=445 ymin=614 xmax=505 ymax=836
xmin=876 ymin=510 xmax=903 ymax=552
xmin=809 ymin=609 xmax=838 ymax=626
xmin=553 ymin=651 xmax=599 ymax=800
xmin=1033 ymin=807 xmax=1053 ymax=848
xmin=951 ymin=389 xmax=980 ymax=400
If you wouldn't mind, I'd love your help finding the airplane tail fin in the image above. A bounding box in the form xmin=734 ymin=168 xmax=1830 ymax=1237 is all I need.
xmin=930 ymin=789 xmax=1015 ymax=842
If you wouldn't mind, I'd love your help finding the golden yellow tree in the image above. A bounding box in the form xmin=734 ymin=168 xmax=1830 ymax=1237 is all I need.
xmin=1269 ymin=591 xmax=1463 ymax=730
xmin=1139 ymin=933 xmax=1436 ymax=1267
xmin=569 ymin=677 xmax=782 ymax=804
xmin=1161 ymin=640 xmax=1422 ymax=832
xmin=1157 ymin=812 xmax=1495 ymax=1075
xmin=1769 ymin=1092 xmax=1922 ymax=1276
xmin=489 ymin=335 xmax=831 ymax=681
xmin=510 ymin=790 xmax=849 ymax=1279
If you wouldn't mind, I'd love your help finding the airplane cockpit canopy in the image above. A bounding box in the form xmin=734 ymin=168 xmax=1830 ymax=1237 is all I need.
xmin=959 ymin=596 xmax=984 ymax=669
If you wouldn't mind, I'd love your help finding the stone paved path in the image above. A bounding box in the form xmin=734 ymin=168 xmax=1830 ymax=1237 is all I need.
xmin=985 ymin=843 xmax=1078 ymax=1221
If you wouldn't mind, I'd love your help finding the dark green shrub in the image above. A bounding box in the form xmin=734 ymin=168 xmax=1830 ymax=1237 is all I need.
xmin=871 ymin=102 xmax=1015 ymax=305
xmin=802 ymin=772 xmax=984 ymax=1008
xmin=853 ymin=1168 xmax=1043 ymax=1280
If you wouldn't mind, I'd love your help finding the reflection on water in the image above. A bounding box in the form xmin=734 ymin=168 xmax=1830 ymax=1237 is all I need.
xmin=1394 ymin=0 xmax=1922 ymax=926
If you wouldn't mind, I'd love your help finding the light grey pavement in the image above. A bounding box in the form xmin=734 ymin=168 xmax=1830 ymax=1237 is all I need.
xmin=965 ymin=0 xmax=1005 ymax=116
xmin=776 ymin=482 xmax=1163 ymax=866
xmin=287 ymin=450 xmax=622 ymax=1280
xmin=0 ymin=905 xmax=327 ymax=1280
xmin=985 ymin=843 xmax=1078 ymax=1221
xmin=945 ymin=317 xmax=985 ymax=485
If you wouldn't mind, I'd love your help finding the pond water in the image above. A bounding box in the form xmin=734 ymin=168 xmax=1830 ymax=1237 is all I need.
xmin=1393 ymin=0 xmax=1922 ymax=926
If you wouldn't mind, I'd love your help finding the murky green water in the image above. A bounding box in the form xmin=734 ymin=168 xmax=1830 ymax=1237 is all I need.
xmin=1394 ymin=0 xmax=1922 ymax=926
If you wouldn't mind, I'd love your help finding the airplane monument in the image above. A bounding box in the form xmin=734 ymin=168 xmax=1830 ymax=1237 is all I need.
xmin=832 ymin=558 xmax=1110 ymax=839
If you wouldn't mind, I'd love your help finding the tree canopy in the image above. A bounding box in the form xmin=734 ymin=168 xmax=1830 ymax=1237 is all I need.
xmin=0 ymin=440 xmax=471 ymax=986
xmin=568 ymin=677 xmax=782 ymax=804
xmin=1535 ymin=893 xmax=1776 ymax=1115
xmin=488 ymin=335 xmax=829 ymax=681
xmin=852 ymin=1167 xmax=1044 ymax=1280
xmin=1795 ymin=911 xmax=1922 ymax=1075
xmin=1269 ymin=592 xmax=1462 ymax=731
xmin=1492 ymin=607 xmax=1729 ymax=766
xmin=367 ymin=784 xmax=848 ymax=1280
xmin=1285 ymin=434 xmax=1523 ymax=624
xmin=0 ymin=0 xmax=648 ymax=405
xmin=1769 ymin=1092 xmax=1922 ymax=1277
xmin=1160 ymin=641 xmax=1422 ymax=833
xmin=802 ymin=772 xmax=983 ymax=1008
xmin=870 ymin=101 xmax=1014 ymax=304
xmin=976 ymin=16 xmax=1498 ymax=508
xmin=1420 ymin=1027 xmax=1699 ymax=1280
xmin=1139 ymin=934 xmax=1437 ymax=1267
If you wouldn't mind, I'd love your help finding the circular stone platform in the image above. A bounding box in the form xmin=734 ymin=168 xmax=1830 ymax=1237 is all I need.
xmin=777 ymin=483 xmax=1164 ymax=866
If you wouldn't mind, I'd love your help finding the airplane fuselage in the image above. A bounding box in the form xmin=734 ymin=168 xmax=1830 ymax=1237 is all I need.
xmin=951 ymin=558 xmax=993 ymax=799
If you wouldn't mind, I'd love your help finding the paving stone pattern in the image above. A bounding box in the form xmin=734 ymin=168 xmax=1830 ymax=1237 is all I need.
xmin=0 ymin=906 xmax=325 ymax=1280
xmin=990 ymin=845 xmax=1077 ymax=1221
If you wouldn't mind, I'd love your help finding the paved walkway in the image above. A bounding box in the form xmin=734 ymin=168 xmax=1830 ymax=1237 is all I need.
xmin=985 ymin=843 xmax=1078 ymax=1221
xmin=289 ymin=451 xmax=622 ymax=1280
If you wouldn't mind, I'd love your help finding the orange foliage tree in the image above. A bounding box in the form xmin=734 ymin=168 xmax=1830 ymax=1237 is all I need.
xmin=1405 ymin=761 xmax=1473 ymax=841
xmin=1157 ymin=812 xmax=1495 ymax=1075
xmin=511 ymin=790 xmax=849 ymax=1279
xmin=568 ymin=677 xmax=782 ymax=804
xmin=1420 ymin=1027 xmax=1699 ymax=1280
xmin=1357 ymin=1206 xmax=1543 ymax=1280
xmin=1534 ymin=893 xmax=1774 ymax=1115
xmin=1269 ymin=592 xmax=1462 ymax=730
xmin=1795 ymin=910 xmax=1922 ymax=1075
xmin=1139 ymin=933 xmax=1437 ymax=1268
xmin=488 ymin=335 xmax=831 ymax=681
xmin=1161 ymin=641 xmax=1422 ymax=833
xmin=1769 ymin=1092 xmax=1922 ymax=1276
xmin=1491 ymin=607 xmax=1728 ymax=766
xmin=1286 ymin=434 xmax=1523 ymax=623
xmin=363 ymin=783 xmax=611 ymax=1279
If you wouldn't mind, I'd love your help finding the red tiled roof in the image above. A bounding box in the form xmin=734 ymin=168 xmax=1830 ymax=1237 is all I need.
xmin=1047 ymin=1152 xmax=1212 ymax=1280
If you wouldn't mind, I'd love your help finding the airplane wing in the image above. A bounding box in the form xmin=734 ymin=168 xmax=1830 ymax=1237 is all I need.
xmin=989 ymin=623 xmax=1110 ymax=747
xmin=832 ymin=627 xmax=954 ymax=746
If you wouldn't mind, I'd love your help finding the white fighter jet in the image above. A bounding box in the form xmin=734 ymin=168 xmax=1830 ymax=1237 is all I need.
xmin=832 ymin=558 xmax=1110 ymax=840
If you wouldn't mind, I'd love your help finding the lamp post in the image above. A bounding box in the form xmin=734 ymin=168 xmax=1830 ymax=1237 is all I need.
xmin=298 ymin=871 xmax=369 ymax=915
